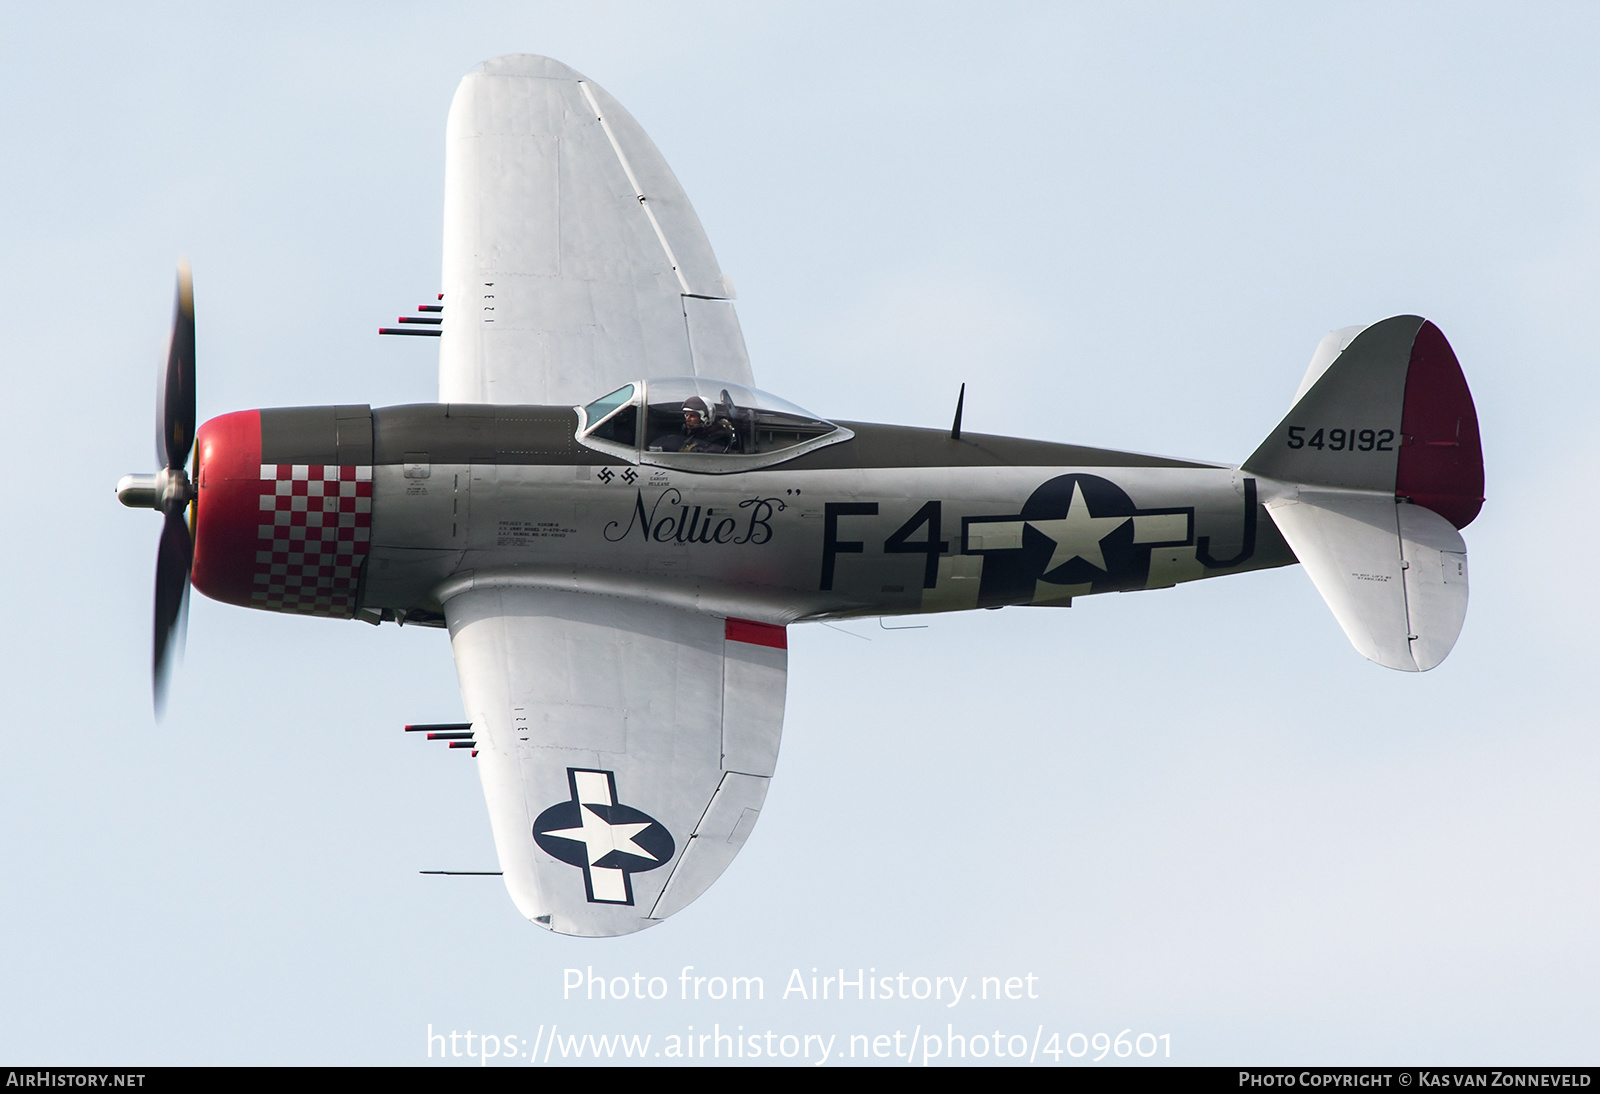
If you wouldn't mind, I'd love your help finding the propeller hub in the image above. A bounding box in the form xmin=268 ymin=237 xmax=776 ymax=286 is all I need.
xmin=116 ymin=473 xmax=158 ymax=509
xmin=117 ymin=468 xmax=194 ymax=514
xmin=156 ymin=466 xmax=195 ymax=516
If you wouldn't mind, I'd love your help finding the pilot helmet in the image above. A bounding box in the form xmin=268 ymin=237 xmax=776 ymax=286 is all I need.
xmin=682 ymin=396 xmax=711 ymax=429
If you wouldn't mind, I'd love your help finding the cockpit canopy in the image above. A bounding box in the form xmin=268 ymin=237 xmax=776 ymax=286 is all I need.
xmin=577 ymin=378 xmax=849 ymax=471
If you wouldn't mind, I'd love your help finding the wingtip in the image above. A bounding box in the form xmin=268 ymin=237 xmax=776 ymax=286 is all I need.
xmin=475 ymin=55 xmax=586 ymax=81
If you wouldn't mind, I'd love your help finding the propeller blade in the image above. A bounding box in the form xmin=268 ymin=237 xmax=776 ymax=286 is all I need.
xmin=159 ymin=261 xmax=195 ymax=471
xmin=153 ymin=507 xmax=192 ymax=715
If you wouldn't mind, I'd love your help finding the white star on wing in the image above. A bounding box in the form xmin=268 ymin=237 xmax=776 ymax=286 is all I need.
xmin=1026 ymin=482 xmax=1130 ymax=574
xmin=545 ymin=806 xmax=659 ymax=865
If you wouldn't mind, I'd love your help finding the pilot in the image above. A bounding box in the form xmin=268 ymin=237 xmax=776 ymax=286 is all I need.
xmin=656 ymin=396 xmax=738 ymax=454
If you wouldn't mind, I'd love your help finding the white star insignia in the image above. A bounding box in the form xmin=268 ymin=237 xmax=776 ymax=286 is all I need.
xmin=545 ymin=806 xmax=659 ymax=865
xmin=1026 ymin=482 xmax=1130 ymax=574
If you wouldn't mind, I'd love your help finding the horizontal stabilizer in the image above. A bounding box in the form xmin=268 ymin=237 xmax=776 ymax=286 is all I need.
xmin=1266 ymin=491 xmax=1468 ymax=671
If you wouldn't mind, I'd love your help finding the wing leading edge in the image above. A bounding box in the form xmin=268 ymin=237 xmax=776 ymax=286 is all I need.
xmin=439 ymin=55 xmax=753 ymax=407
xmin=444 ymin=586 xmax=785 ymax=935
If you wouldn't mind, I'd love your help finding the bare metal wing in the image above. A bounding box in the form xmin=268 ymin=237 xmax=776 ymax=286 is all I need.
xmin=438 ymin=55 xmax=753 ymax=406
xmin=444 ymin=586 xmax=785 ymax=936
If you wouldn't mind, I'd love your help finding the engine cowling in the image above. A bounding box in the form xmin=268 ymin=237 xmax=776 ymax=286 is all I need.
xmin=191 ymin=406 xmax=373 ymax=617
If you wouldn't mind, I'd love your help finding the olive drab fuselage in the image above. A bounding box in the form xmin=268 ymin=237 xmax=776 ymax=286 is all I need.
xmin=190 ymin=400 xmax=1293 ymax=630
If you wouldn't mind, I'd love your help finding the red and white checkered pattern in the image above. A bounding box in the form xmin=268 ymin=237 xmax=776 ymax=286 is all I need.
xmin=252 ymin=464 xmax=372 ymax=617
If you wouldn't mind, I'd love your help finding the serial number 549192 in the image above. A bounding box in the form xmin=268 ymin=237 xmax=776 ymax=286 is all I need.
xmin=1286 ymin=426 xmax=1394 ymax=452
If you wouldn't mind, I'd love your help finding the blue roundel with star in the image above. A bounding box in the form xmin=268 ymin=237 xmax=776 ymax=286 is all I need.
xmin=533 ymin=768 xmax=675 ymax=906
xmin=965 ymin=473 xmax=1195 ymax=605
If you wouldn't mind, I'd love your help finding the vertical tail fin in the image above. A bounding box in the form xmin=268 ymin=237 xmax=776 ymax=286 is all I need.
xmin=1245 ymin=317 xmax=1482 ymax=671
xmin=1244 ymin=316 xmax=1483 ymax=525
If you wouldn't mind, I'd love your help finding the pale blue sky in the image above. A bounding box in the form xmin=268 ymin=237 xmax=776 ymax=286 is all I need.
xmin=2 ymin=2 xmax=1596 ymax=1065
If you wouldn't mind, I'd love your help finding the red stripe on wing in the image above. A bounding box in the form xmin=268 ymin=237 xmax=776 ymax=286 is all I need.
xmin=725 ymin=618 xmax=787 ymax=649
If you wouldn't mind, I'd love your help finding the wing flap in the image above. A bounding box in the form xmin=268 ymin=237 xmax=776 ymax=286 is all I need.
xmin=684 ymin=296 xmax=754 ymax=382
xmin=721 ymin=619 xmax=785 ymax=776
